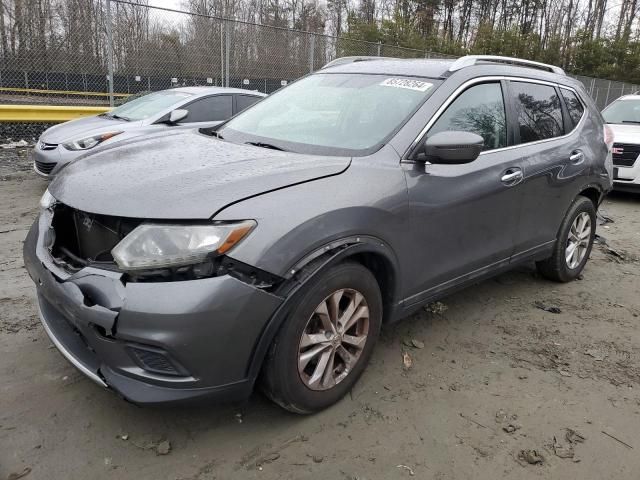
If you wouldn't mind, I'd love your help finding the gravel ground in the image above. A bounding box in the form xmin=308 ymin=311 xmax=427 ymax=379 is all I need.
xmin=1 ymin=149 xmax=639 ymax=480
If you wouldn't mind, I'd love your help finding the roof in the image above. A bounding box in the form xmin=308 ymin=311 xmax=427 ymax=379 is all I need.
xmin=321 ymin=55 xmax=567 ymax=81
xmin=171 ymin=86 xmax=266 ymax=96
xmin=323 ymin=58 xmax=455 ymax=78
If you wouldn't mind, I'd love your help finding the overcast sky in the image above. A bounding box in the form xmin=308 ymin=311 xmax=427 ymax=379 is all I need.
xmin=148 ymin=0 xmax=184 ymax=11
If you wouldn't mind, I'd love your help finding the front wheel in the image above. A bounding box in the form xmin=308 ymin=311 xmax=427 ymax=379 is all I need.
xmin=261 ymin=262 xmax=382 ymax=413
xmin=536 ymin=195 xmax=596 ymax=282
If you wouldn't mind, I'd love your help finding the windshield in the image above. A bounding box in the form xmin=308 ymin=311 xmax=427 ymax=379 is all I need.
xmin=220 ymin=73 xmax=439 ymax=155
xmin=602 ymin=98 xmax=640 ymax=124
xmin=106 ymin=90 xmax=193 ymax=121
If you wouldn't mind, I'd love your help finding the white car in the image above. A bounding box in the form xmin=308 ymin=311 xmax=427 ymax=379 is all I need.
xmin=33 ymin=87 xmax=265 ymax=178
xmin=602 ymin=94 xmax=640 ymax=192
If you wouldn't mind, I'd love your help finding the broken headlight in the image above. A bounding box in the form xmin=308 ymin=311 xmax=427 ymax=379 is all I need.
xmin=111 ymin=221 xmax=256 ymax=271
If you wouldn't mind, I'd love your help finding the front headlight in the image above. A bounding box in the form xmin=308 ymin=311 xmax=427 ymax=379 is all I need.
xmin=111 ymin=221 xmax=256 ymax=271
xmin=62 ymin=131 xmax=122 ymax=151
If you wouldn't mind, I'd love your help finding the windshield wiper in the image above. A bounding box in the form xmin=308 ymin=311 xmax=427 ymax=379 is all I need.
xmin=621 ymin=120 xmax=640 ymax=124
xmin=101 ymin=113 xmax=131 ymax=121
xmin=110 ymin=114 xmax=132 ymax=121
xmin=245 ymin=141 xmax=286 ymax=151
xmin=206 ymin=129 xmax=223 ymax=139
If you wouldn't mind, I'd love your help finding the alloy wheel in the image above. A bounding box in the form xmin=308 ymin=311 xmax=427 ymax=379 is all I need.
xmin=297 ymin=289 xmax=369 ymax=391
xmin=565 ymin=212 xmax=591 ymax=269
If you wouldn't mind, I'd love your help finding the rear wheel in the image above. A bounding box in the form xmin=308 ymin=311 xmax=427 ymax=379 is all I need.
xmin=536 ymin=196 xmax=596 ymax=282
xmin=261 ymin=262 xmax=382 ymax=413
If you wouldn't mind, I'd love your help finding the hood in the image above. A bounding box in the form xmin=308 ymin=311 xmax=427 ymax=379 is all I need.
xmin=607 ymin=123 xmax=640 ymax=144
xmin=40 ymin=115 xmax=142 ymax=144
xmin=49 ymin=130 xmax=351 ymax=219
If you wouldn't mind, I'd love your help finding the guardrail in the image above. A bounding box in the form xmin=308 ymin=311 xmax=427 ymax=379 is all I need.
xmin=0 ymin=105 xmax=112 ymax=122
xmin=0 ymin=87 xmax=131 ymax=97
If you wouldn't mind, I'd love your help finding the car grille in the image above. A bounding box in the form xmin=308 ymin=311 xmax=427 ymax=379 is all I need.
xmin=39 ymin=142 xmax=58 ymax=150
xmin=612 ymin=142 xmax=640 ymax=167
xmin=34 ymin=160 xmax=56 ymax=175
xmin=50 ymin=203 xmax=141 ymax=270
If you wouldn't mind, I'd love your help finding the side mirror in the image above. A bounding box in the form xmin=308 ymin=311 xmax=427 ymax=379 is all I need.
xmin=420 ymin=131 xmax=484 ymax=164
xmin=168 ymin=109 xmax=188 ymax=124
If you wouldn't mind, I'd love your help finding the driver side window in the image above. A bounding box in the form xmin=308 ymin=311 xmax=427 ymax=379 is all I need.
xmin=429 ymin=82 xmax=507 ymax=151
xmin=182 ymin=95 xmax=233 ymax=123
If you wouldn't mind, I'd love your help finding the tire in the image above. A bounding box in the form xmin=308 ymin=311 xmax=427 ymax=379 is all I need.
xmin=536 ymin=195 xmax=597 ymax=282
xmin=261 ymin=262 xmax=382 ymax=414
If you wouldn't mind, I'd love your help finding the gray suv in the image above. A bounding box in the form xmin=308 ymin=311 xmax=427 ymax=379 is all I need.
xmin=24 ymin=55 xmax=613 ymax=413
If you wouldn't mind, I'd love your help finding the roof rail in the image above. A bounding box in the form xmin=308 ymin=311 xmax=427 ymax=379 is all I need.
xmin=322 ymin=56 xmax=399 ymax=69
xmin=448 ymin=55 xmax=565 ymax=75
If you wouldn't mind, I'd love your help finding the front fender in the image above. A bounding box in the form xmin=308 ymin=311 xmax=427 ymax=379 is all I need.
xmin=213 ymin=159 xmax=409 ymax=278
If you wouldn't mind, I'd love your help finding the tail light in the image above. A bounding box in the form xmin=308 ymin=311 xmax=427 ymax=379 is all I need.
xmin=604 ymin=124 xmax=614 ymax=150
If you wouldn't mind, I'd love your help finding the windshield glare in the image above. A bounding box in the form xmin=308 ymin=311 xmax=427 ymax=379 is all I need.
xmin=602 ymin=99 xmax=640 ymax=124
xmin=108 ymin=90 xmax=193 ymax=121
xmin=221 ymin=73 xmax=438 ymax=154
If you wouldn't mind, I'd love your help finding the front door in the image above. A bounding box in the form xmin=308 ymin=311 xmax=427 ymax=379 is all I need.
xmin=402 ymin=81 xmax=525 ymax=305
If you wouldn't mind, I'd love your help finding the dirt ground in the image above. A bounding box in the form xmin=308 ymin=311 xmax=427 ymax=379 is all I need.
xmin=1 ymin=149 xmax=639 ymax=480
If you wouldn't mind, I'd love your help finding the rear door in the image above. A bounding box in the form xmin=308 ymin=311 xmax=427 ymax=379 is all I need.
xmin=402 ymin=80 xmax=526 ymax=303
xmin=505 ymin=80 xmax=589 ymax=260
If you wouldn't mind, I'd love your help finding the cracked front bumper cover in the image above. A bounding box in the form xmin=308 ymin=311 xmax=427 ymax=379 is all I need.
xmin=23 ymin=218 xmax=284 ymax=405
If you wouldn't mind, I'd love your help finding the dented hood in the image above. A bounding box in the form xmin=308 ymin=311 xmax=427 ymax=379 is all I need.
xmin=49 ymin=129 xmax=351 ymax=219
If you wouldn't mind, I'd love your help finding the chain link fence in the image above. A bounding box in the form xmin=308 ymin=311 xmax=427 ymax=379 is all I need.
xmin=1 ymin=0 xmax=638 ymax=142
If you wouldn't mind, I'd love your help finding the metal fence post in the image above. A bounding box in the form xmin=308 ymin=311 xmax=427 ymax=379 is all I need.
xmin=589 ymin=77 xmax=595 ymax=96
xmin=604 ymin=80 xmax=611 ymax=107
xmin=225 ymin=20 xmax=230 ymax=87
xmin=105 ymin=0 xmax=115 ymax=107
xmin=220 ymin=20 xmax=224 ymax=87
xmin=377 ymin=41 xmax=381 ymax=57
xmin=309 ymin=34 xmax=316 ymax=73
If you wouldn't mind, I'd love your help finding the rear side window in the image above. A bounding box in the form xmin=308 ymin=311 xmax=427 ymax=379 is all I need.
xmin=236 ymin=95 xmax=261 ymax=113
xmin=183 ymin=95 xmax=233 ymax=122
xmin=510 ymin=81 xmax=564 ymax=142
xmin=560 ymin=88 xmax=585 ymax=129
xmin=428 ymin=82 xmax=507 ymax=150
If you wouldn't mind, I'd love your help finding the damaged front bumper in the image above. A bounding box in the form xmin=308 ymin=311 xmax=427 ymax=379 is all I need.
xmin=23 ymin=215 xmax=284 ymax=405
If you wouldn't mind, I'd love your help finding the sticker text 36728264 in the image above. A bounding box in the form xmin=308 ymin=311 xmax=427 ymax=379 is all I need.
xmin=380 ymin=78 xmax=433 ymax=92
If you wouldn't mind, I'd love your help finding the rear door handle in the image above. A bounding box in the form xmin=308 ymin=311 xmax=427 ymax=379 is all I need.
xmin=501 ymin=168 xmax=523 ymax=185
xmin=569 ymin=150 xmax=584 ymax=164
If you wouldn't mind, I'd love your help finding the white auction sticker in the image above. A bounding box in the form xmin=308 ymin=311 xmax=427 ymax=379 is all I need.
xmin=380 ymin=78 xmax=432 ymax=92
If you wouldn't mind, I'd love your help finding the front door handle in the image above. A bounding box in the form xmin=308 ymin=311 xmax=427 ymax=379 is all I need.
xmin=501 ymin=168 xmax=523 ymax=185
xmin=569 ymin=150 xmax=584 ymax=164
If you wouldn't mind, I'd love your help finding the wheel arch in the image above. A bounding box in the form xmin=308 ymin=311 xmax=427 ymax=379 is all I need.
xmin=578 ymin=184 xmax=604 ymax=209
xmin=245 ymin=237 xmax=403 ymax=383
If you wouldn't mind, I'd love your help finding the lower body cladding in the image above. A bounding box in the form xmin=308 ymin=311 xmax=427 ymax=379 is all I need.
xmin=23 ymin=221 xmax=284 ymax=405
